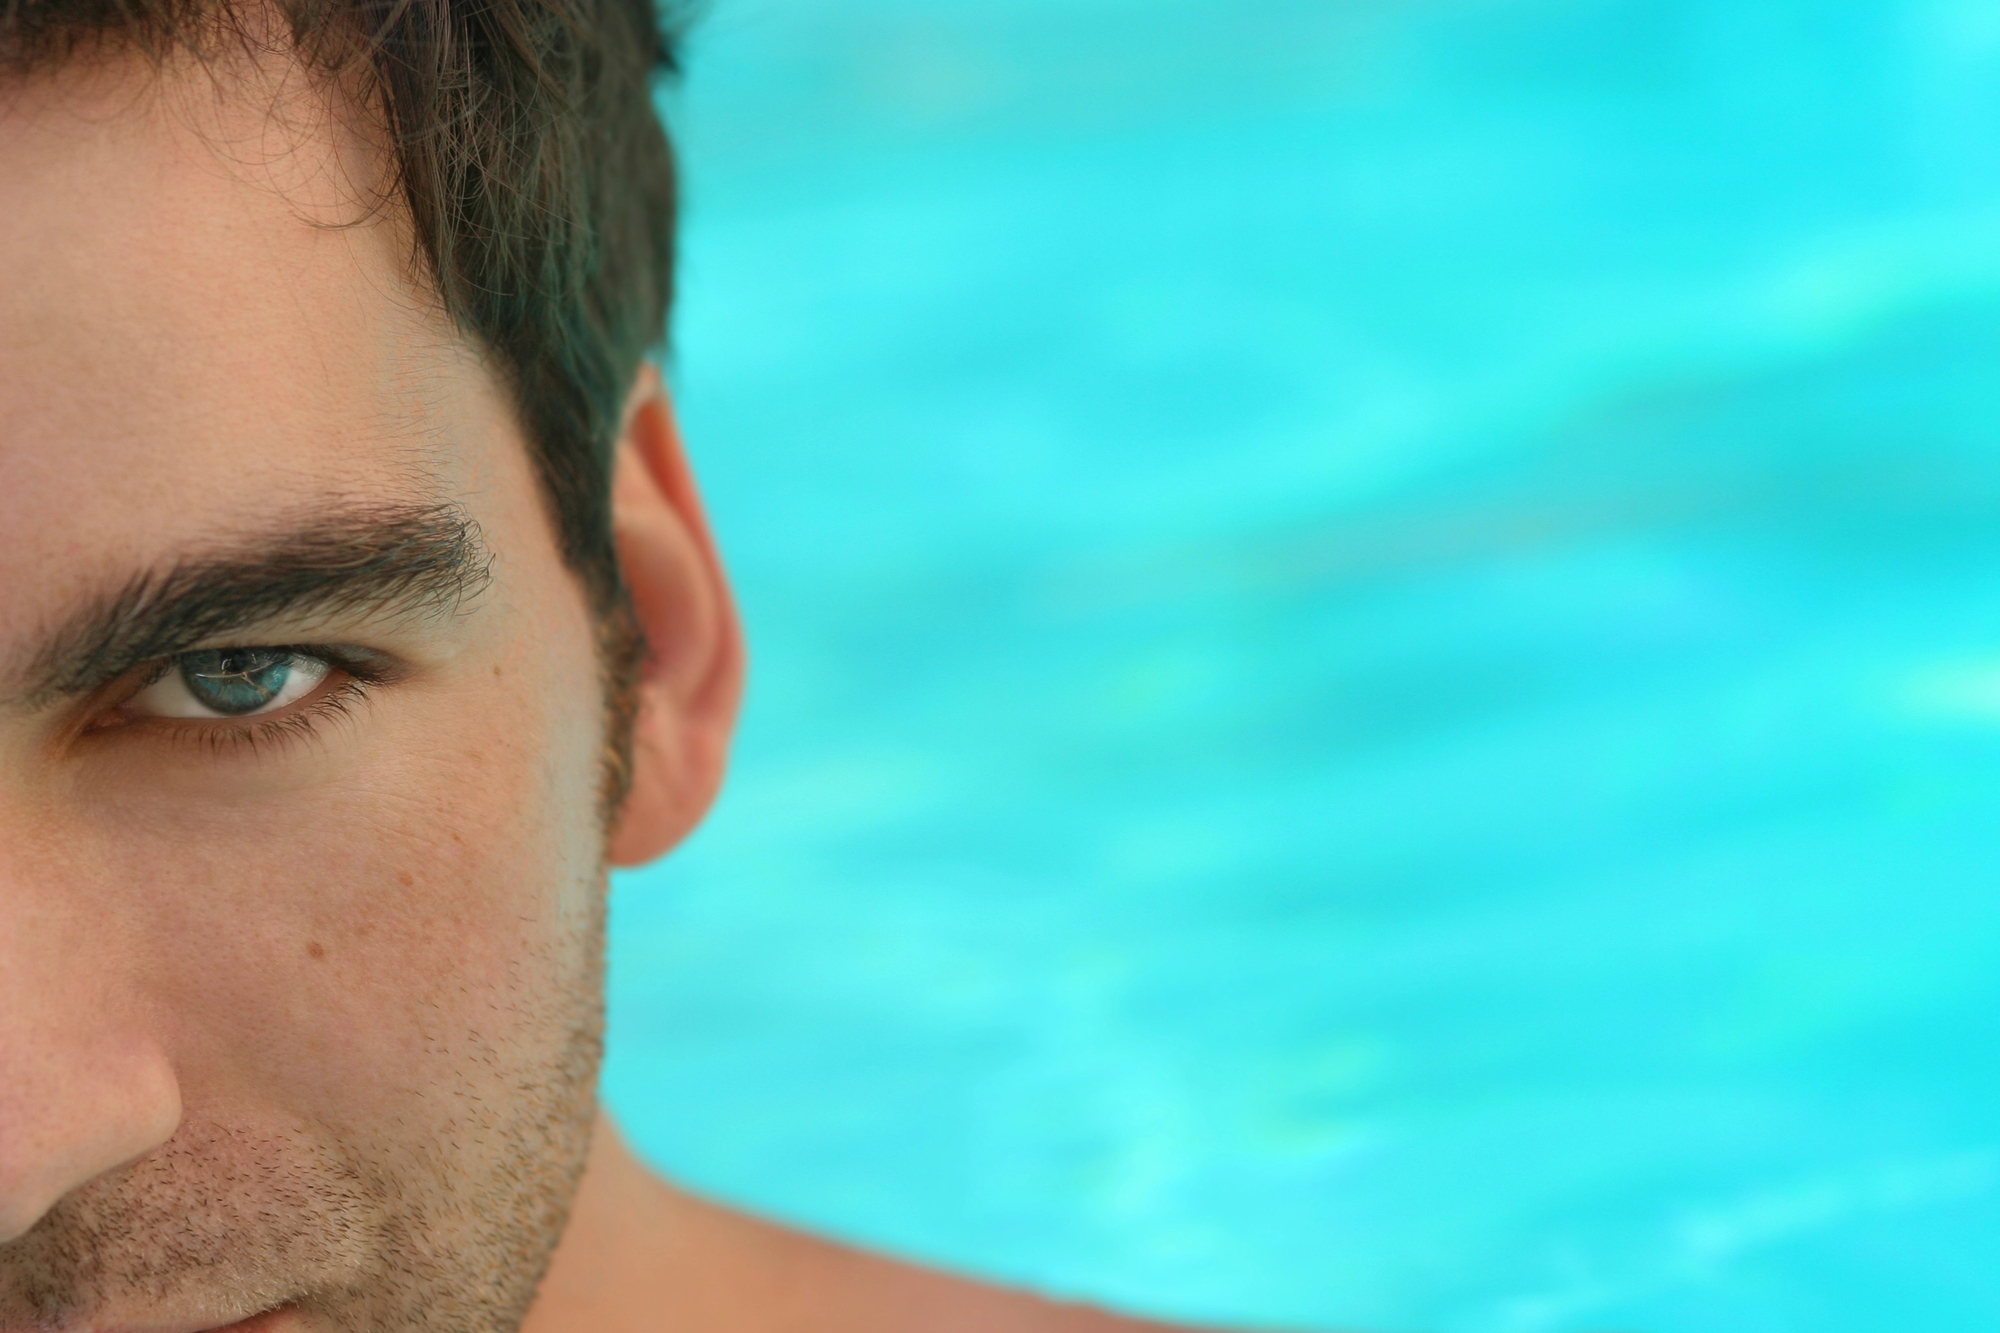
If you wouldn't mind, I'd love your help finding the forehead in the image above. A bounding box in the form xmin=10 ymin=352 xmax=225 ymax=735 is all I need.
xmin=0 ymin=50 xmax=506 ymax=628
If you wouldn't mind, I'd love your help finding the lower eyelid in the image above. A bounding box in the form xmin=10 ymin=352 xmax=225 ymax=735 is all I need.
xmin=141 ymin=677 xmax=376 ymax=756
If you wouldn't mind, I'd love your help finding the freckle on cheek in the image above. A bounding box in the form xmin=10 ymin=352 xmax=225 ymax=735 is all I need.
xmin=398 ymin=870 xmax=415 ymax=887
xmin=307 ymin=941 xmax=326 ymax=960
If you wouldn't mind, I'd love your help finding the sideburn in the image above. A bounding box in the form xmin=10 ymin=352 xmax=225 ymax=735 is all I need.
xmin=594 ymin=587 xmax=647 ymax=831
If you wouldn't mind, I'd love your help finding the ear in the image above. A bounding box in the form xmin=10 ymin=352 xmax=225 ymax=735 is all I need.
xmin=605 ymin=363 xmax=746 ymax=867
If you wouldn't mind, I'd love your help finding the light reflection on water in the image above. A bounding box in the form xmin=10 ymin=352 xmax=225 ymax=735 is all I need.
xmin=604 ymin=1 xmax=2000 ymax=1328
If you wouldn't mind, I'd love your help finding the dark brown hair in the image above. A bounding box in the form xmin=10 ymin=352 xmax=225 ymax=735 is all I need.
xmin=2 ymin=0 xmax=685 ymax=805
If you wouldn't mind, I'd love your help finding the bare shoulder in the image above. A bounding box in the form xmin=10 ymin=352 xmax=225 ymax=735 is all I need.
xmin=526 ymin=1124 xmax=1240 ymax=1333
xmin=654 ymin=1179 xmax=1215 ymax=1333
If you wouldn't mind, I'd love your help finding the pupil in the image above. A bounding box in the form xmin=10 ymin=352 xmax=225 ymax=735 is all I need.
xmin=180 ymin=648 xmax=294 ymax=716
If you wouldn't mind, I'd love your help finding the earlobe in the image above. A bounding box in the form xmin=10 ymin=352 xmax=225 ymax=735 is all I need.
xmin=605 ymin=365 xmax=746 ymax=867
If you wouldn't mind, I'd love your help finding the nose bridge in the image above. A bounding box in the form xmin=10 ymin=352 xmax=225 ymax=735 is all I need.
xmin=0 ymin=823 xmax=182 ymax=1243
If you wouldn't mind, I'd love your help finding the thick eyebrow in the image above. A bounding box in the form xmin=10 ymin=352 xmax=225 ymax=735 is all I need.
xmin=14 ymin=501 xmax=491 ymax=709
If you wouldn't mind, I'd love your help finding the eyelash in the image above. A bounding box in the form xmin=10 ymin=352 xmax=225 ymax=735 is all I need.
xmin=170 ymin=677 xmax=371 ymax=758
xmin=113 ymin=646 xmax=396 ymax=758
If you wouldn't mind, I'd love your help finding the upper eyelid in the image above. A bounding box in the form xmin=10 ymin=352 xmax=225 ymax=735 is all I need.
xmin=85 ymin=641 xmax=320 ymax=692
xmin=133 ymin=657 xmax=176 ymax=688
xmin=105 ymin=645 xmax=391 ymax=715
xmin=155 ymin=643 xmax=396 ymax=676
xmin=121 ymin=644 xmax=328 ymax=691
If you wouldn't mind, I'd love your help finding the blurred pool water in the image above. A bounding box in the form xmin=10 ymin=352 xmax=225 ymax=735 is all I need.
xmin=602 ymin=1 xmax=2000 ymax=1328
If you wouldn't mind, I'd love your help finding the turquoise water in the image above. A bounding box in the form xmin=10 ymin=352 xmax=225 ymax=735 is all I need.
xmin=601 ymin=2 xmax=2000 ymax=1328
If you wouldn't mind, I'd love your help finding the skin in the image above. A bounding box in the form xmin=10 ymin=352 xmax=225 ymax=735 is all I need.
xmin=0 ymin=34 xmax=1195 ymax=1333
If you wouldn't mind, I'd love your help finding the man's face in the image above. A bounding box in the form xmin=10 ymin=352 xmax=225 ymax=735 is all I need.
xmin=0 ymin=46 xmax=617 ymax=1333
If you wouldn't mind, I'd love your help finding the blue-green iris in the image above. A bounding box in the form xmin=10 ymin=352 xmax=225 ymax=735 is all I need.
xmin=179 ymin=648 xmax=295 ymax=716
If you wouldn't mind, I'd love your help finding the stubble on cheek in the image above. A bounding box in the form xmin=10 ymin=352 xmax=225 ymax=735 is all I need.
xmin=309 ymin=900 xmax=608 ymax=1333
xmin=0 ymin=919 xmax=605 ymax=1333
xmin=0 ymin=829 xmax=608 ymax=1333
xmin=0 ymin=1118 xmax=381 ymax=1327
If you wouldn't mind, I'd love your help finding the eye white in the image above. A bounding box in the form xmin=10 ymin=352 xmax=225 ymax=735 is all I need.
xmin=126 ymin=653 xmax=331 ymax=720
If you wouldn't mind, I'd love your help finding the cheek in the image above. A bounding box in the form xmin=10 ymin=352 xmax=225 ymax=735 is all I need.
xmin=80 ymin=640 xmax=608 ymax=1123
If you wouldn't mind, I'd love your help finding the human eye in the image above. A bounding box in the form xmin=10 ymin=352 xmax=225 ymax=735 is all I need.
xmin=76 ymin=642 xmax=404 ymax=758
xmin=125 ymin=647 xmax=333 ymax=719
